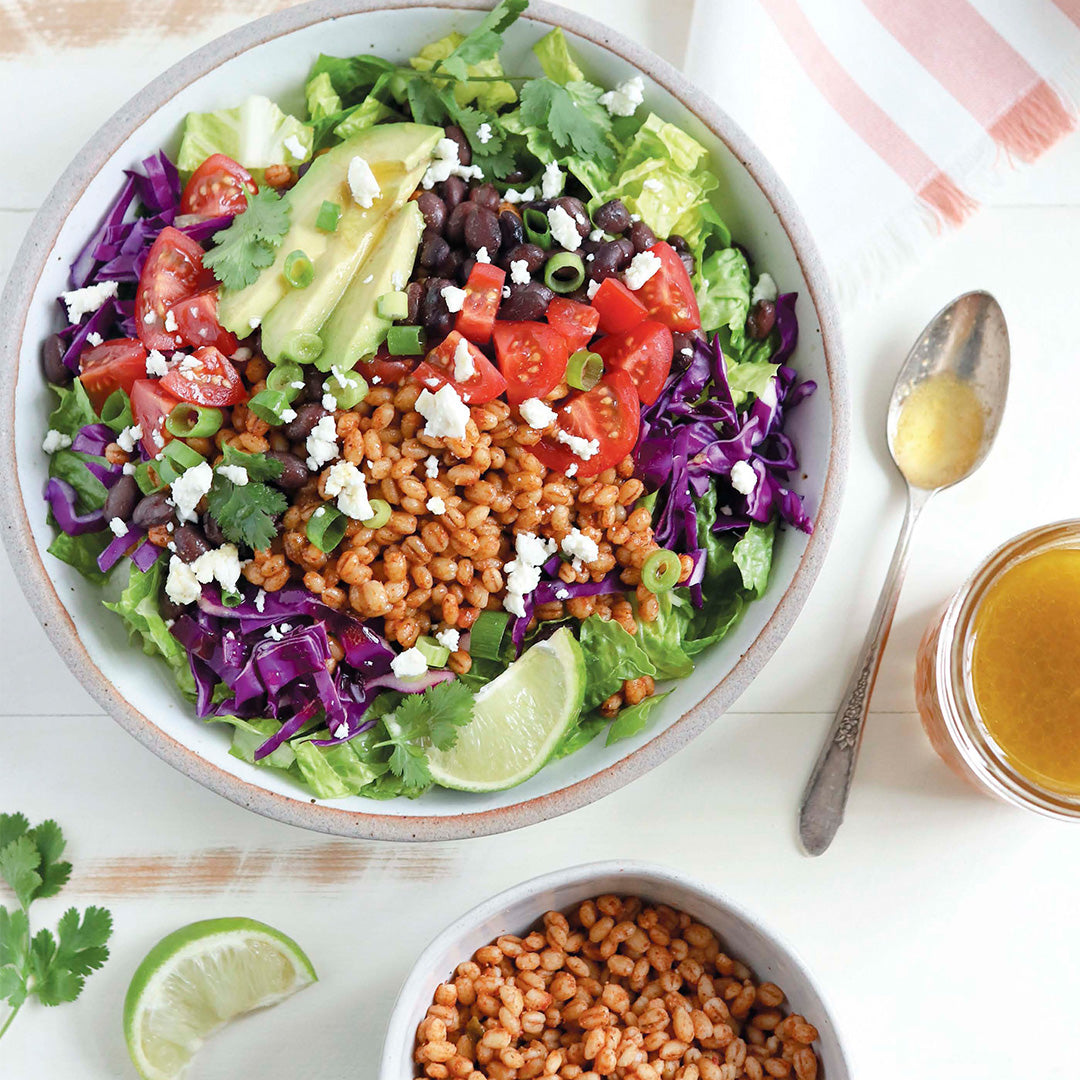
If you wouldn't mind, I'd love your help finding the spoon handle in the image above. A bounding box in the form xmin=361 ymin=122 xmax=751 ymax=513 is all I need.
xmin=798 ymin=486 xmax=933 ymax=855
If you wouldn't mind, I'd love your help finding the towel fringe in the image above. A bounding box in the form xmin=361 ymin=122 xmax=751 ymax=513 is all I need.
xmin=988 ymin=79 xmax=1076 ymax=165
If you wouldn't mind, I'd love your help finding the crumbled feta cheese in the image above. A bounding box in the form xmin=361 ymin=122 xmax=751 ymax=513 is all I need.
xmin=122 ymin=462 xmax=137 ymax=476
xmin=751 ymin=273 xmax=778 ymax=304
xmin=502 ymin=286 xmax=511 ymax=298
xmin=280 ymin=407 xmax=297 ymax=423
xmin=565 ymin=462 xmax=578 ymax=477
xmin=249 ymin=317 xmax=261 ymax=330
xmin=322 ymin=392 xmax=338 ymax=412
xmin=305 ymin=415 xmax=339 ymax=470
xmin=216 ymin=464 xmax=248 ymax=486
xmin=510 ymin=259 xmax=531 ymax=286
xmin=630 ymin=213 xmax=641 ymax=223
xmin=116 ymin=423 xmax=142 ymax=453
xmin=108 ymin=517 xmax=129 ymax=538
xmin=598 ymin=75 xmax=645 ymax=117
xmin=333 ymin=723 xmax=350 ymax=740
xmin=191 ymin=544 xmax=245 ymax=595
xmin=329 ymin=366 xmax=350 ymax=389
xmin=347 ymin=156 xmax=381 ymax=207
xmin=642 ymin=178 xmax=664 ymax=193
xmin=290 ymin=381 xmax=306 ymax=390
xmin=502 ymin=186 xmax=536 ymax=204
xmin=555 ymin=587 xmax=570 ymax=601
xmin=324 ymin=460 xmax=372 ymax=520
xmin=435 ymin=627 xmax=460 ymax=652
xmin=391 ymin=647 xmax=429 ymax=679
xmin=391 ymin=270 xmax=406 ymax=291
xmin=425 ymin=455 xmax=440 ymax=479
xmin=426 ymin=495 xmax=447 ymax=515
xmin=719 ymin=505 xmax=733 ymax=516
xmin=169 ymin=461 xmax=214 ymax=523
xmin=165 ymin=556 xmax=200 ymax=606
xmin=59 ymin=280 xmax=118 ymax=324
xmin=561 ymin=528 xmax=599 ymax=565
xmin=41 ymin=429 xmax=72 ymax=454
xmin=86 ymin=331 xmax=103 ymax=347
xmin=441 ymin=285 xmax=467 ymax=313
xmin=416 ymin=384 xmax=470 ymax=441
xmin=555 ymin=429 xmax=600 ymax=461
xmin=255 ymin=588 xmax=266 ymax=613
xmin=729 ymin=460 xmax=758 ymax=495
xmin=145 ymin=349 xmax=169 ymax=377
xmin=519 ymin=397 xmax=557 ymax=430
xmin=589 ymin=228 xmax=605 ymax=242
xmin=547 ymin=205 xmax=581 ymax=252
xmin=453 ymin=336 xmax=476 ymax=382
xmin=503 ymin=532 xmax=557 ymax=618
xmin=541 ymin=161 xmax=565 ymax=200
xmin=421 ymin=138 xmax=484 ymax=189
xmin=177 ymin=354 xmax=199 ymax=376
xmin=283 ymin=133 xmax=307 ymax=160
xmin=232 ymin=347 xmax=253 ymax=361
xmin=476 ymin=122 xmax=493 ymax=144
xmin=624 ymin=250 xmax=662 ymax=290
xmin=681 ymin=346 xmax=693 ymax=357
xmin=265 ymin=623 xmax=286 ymax=641
xmin=586 ymin=280 xmax=600 ymax=301
xmin=163 ymin=308 xmax=178 ymax=333
xmin=475 ymin=246 xmax=491 ymax=264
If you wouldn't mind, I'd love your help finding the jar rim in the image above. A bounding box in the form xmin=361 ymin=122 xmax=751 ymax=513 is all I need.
xmin=936 ymin=518 xmax=1080 ymax=819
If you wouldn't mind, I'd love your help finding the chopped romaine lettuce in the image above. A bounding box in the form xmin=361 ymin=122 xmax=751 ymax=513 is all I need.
xmin=732 ymin=521 xmax=776 ymax=598
xmin=533 ymin=28 xmax=584 ymax=85
xmin=409 ymin=32 xmax=517 ymax=111
xmin=579 ymin=616 xmax=657 ymax=711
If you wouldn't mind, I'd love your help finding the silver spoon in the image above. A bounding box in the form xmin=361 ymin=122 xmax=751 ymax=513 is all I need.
xmin=798 ymin=291 xmax=1010 ymax=856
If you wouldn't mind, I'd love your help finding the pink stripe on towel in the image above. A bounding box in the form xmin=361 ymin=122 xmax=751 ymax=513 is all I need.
xmin=1051 ymin=0 xmax=1080 ymax=31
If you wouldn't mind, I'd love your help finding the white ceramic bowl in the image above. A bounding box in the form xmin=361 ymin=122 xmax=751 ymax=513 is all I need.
xmin=0 ymin=0 xmax=847 ymax=840
xmin=380 ymin=861 xmax=850 ymax=1080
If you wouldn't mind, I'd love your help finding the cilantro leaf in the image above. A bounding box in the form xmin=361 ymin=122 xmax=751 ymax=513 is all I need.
xmin=405 ymin=76 xmax=454 ymax=128
xmin=55 ymin=907 xmax=112 ymax=979
xmin=219 ymin=444 xmax=285 ymax=483
xmin=0 ymin=963 xmax=25 ymax=1008
xmin=27 ymin=820 xmax=71 ymax=901
xmin=206 ymin=469 xmax=287 ymax=553
xmin=0 ymin=836 xmax=41 ymax=910
xmin=0 ymin=908 xmax=29 ymax=972
xmin=0 ymin=814 xmax=28 ymax=852
xmin=438 ymin=0 xmax=528 ymax=80
xmin=203 ymin=189 xmax=291 ymax=291
xmin=518 ymin=78 xmax=616 ymax=168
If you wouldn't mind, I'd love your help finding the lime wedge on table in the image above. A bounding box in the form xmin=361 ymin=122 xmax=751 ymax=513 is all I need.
xmin=429 ymin=626 xmax=586 ymax=792
xmin=124 ymin=917 xmax=316 ymax=1080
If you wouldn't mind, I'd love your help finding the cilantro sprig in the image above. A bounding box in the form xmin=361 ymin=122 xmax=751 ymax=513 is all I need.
xmin=0 ymin=813 xmax=112 ymax=1041
xmin=205 ymin=446 xmax=287 ymax=553
xmin=518 ymin=78 xmax=616 ymax=169
xmin=203 ymin=189 xmax=291 ymax=291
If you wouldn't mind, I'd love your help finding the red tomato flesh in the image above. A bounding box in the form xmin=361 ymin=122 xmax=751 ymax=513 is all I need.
xmin=592 ymin=321 xmax=674 ymax=406
xmin=160 ymin=346 xmax=247 ymax=407
xmin=180 ymin=154 xmax=257 ymax=218
xmin=546 ymin=297 xmax=600 ymax=354
xmin=492 ymin=322 xmax=570 ymax=406
xmin=359 ymin=345 xmax=417 ymax=387
xmin=78 ymin=338 xmax=148 ymax=411
xmin=415 ymin=331 xmax=507 ymax=405
xmin=634 ymin=242 xmax=702 ymax=332
xmin=590 ymin=278 xmax=648 ymax=335
xmin=455 ymin=262 xmax=506 ymax=344
xmin=130 ymin=379 xmax=179 ymax=458
xmin=533 ymin=370 xmax=641 ymax=479
xmin=136 ymin=227 xmax=215 ymax=352
xmin=171 ymin=289 xmax=239 ymax=355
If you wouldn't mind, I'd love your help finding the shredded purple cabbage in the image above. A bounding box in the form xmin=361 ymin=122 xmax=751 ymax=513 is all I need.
xmin=44 ymin=478 xmax=104 ymax=535
xmin=97 ymin=527 xmax=145 ymax=573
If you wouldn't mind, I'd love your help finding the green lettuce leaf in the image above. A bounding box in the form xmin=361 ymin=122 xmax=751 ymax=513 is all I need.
xmin=409 ymin=32 xmax=517 ymax=111
xmin=683 ymin=488 xmax=746 ymax=655
xmin=635 ymin=591 xmax=695 ymax=680
xmin=49 ymin=451 xmax=107 ymax=513
xmin=606 ymin=692 xmax=670 ymax=745
xmin=552 ymin=711 xmax=608 ymax=760
xmin=304 ymin=71 xmax=342 ymax=121
xmin=726 ymin=355 xmax=780 ymax=408
xmin=48 ymin=380 xmax=99 ymax=438
xmin=46 ymin=532 xmax=110 ymax=584
xmin=698 ymin=247 xmax=750 ymax=336
xmin=533 ymin=28 xmax=584 ymax=85
xmin=732 ymin=521 xmax=776 ymax=598
xmin=211 ymin=716 xmax=297 ymax=770
xmin=306 ymin=53 xmax=395 ymax=102
xmin=579 ymin=616 xmax=656 ymax=711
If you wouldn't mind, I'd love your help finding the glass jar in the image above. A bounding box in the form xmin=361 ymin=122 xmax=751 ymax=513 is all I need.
xmin=915 ymin=519 xmax=1080 ymax=820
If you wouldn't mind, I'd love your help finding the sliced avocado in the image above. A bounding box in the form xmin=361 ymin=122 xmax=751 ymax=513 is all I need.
xmin=217 ymin=123 xmax=442 ymax=336
xmin=316 ymin=201 xmax=425 ymax=372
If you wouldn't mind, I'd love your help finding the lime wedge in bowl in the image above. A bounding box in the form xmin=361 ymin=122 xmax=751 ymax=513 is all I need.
xmin=428 ymin=626 xmax=586 ymax=792
xmin=124 ymin=916 xmax=316 ymax=1080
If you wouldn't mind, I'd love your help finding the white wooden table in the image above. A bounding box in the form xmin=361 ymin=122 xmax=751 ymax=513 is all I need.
xmin=3 ymin=3 xmax=1080 ymax=1077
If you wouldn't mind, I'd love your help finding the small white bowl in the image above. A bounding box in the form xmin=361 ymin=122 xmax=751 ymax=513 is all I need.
xmin=379 ymin=861 xmax=850 ymax=1080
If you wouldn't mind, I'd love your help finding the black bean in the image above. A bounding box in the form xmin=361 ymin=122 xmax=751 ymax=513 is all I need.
xmin=438 ymin=247 xmax=464 ymax=280
xmin=439 ymin=175 xmax=467 ymax=211
xmin=630 ymin=221 xmax=657 ymax=253
xmin=593 ymin=199 xmax=631 ymax=234
xmin=159 ymin=593 xmax=187 ymax=622
xmin=265 ymin=451 xmax=310 ymax=491
xmin=504 ymin=168 xmax=530 ymax=185
xmin=405 ymin=281 xmax=424 ymax=325
xmin=458 ymin=257 xmax=476 ymax=286
xmin=420 ymin=279 xmax=454 ymax=338
xmin=679 ymin=252 xmax=696 ymax=279
xmin=419 ymin=233 xmax=451 ymax=271
xmin=498 ymin=210 xmax=525 ymax=254
xmin=498 ymin=281 xmax=554 ymax=322
xmin=42 ymin=334 xmax=71 ymax=384
xmin=506 ymin=243 xmax=546 ymax=274
xmin=416 ymin=191 xmax=447 ymax=232
xmin=283 ymin=402 xmax=327 ymax=442
xmin=671 ymin=331 xmax=696 ymax=359
xmin=522 ymin=199 xmax=551 ymax=215
xmin=587 ymin=239 xmax=635 ymax=283
xmin=443 ymin=125 xmax=471 ymax=167
xmin=465 ymin=206 xmax=501 ymax=254
xmin=554 ymin=196 xmax=591 ymax=239
xmin=667 ymin=233 xmax=690 ymax=254
xmin=302 ymin=367 xmax=326 ymax=403
xmin=103 ymin=475 xmax=138 ymax=523
xmin=469 ymin=182 xmax=500 ymax=212
xmin=747 ymin=299 xmax=777 ymax=341
xmin=446 ymin=202 xmax=473 ymax=244
xmin=173 ymin=524 xmax=210 ymax=564
xmin=203 ymin=515 xmax=227 ymax=547
xmin=132 ymin=492 xmax=175 ymax=528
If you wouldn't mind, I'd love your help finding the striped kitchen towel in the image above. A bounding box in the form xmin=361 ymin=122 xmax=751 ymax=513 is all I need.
xmin=685 ymin=0 xmax=1080 ymax=305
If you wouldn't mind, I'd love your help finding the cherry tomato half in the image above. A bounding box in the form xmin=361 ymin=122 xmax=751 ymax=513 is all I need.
xmin=171 ymin=289 xmax=239 ymax=356
xmin=590 ymin=277 xmax=648 ymax=335
xmin=592 ymin=321 xmax=674 ymax=406
xmin=634 ymin=241 xmax=701 ymax=332
xmin=492 ymin=322 xmax=570 ymax=406
xmin=180 ymin=154 xmax=257 ymax=218
xmin=415 ymin=331 xmax=507 ymax=405
xmin=136 ymin=227 xmax=215 ymax=352
xmin=455 ymin=262 xmax=506 ymax=345
xmin=78 ymin=338 xmax=148 ymax=411
xmin=533 ymin=370 xmax=641 ymax=479
xmin=130 ymin=378 xmax=180 ymax=458
xmin=160 ymin=346 xmax=247 ymax=407
xmin=359 ymin=345 xmax=418 ymax=387
xmin=546 ymin=297 xmax=600 ymax=354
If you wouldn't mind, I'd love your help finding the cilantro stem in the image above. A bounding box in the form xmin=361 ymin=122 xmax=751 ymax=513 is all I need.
xmin=0 ymin=1000 xmax=24 ymax=1042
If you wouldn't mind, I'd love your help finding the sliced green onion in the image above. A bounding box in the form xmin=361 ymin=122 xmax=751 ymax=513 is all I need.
xmin=284 ymin=249 xmax=315 ymax=289
xmin=415 ymin=635 xmax=451 ymax=669
xmin=642 ymin=548 xmax=682 ymax=593
xmin=469 ymin=610 xmax=510 ymax=661
xmin=316 ymin=200 xmax=341 ymax=232
xmin=266 ymin=362 xmax=306 ymax=401
xmin=324 ymin=369 xmax=369 ymax=410
xmin=247 ymin=388 xmax=294 ymax=425
xmin=385 ymin=325 xmax=425 ymax=356
xmin=155 ymin=442 xmax=205 ymax=485
xmin=523 ymin=206 xmax=551 ymax=249
xmin=165 ymin=402 xmax=223 ymax=438
xmin=101 ymin=389 xmax=132 ymax=434
xmin=281 ymin=330 xmax=323 ymax=365
xmin=306 ymin=504 xmax=348 ymax=552
xmin=361 ymin=498 xmax=391 ymax=529
xmin=544 ymin=252 xmax=585 ymax=295
xmin=566 ymin=349 xmax=604 ymax=392
xmin=134 ymin=461 xmax=166 ymax=495
xmin=222 ymin=590 xmax=244 ymax=608
xmin=376 ymin=290 xmax=410 ymax=321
